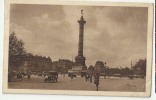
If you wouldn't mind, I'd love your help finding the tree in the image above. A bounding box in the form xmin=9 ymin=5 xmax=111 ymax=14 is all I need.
xmin=133 ymin=59 xmax=146 ymax=76
xmin=88 ymin=65 xmax=94 ymax=73
xmin=122 ymin=67 xmax=131 ymax=76
xmin=9 ymin=31 xmax=27 ymax=70
xmin=9 ymin=31 xmax=26 ymax=55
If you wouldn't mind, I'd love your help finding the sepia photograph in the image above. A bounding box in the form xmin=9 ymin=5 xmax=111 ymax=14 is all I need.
xmin=155 ymin=1 xmax=156 ymax=93
xmin=3 ymin=0 xmax=153 ymax=97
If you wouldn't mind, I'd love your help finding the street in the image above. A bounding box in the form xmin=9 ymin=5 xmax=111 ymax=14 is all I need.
xmin=8 ymin=75 xmax=145 ymax=92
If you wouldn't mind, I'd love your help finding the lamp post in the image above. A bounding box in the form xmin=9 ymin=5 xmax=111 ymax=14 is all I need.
xmin=104 ymin=62 xmax=106 ymax=74
xmin=107 ymin=66 xmax=109 ymax=78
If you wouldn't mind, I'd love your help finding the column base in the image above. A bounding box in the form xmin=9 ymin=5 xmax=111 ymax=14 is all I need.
xmin=75 ymin=55 xmax=86 ymax=67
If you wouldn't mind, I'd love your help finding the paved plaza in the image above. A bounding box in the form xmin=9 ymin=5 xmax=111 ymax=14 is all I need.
xmin=8 ymin=75 xmax=145 ymax=92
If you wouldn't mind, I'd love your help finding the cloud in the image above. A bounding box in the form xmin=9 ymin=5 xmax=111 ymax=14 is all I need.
xmin=33 ymin=13 xmax=61 ymax=27
xmin=10 ymin=23 xmax=38 ymax=53
xmin=10 ymin=4 xmax=148 ymax=68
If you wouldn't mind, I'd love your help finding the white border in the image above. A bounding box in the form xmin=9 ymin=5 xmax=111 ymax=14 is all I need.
xmin=0 ymin=0 xmax=155 ymax=96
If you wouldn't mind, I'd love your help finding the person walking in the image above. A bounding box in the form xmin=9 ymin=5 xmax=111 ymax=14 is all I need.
xmin=94 ymin=73 xmax=100 ymax=91
xmin=85 ymin=74 xmax=88 ymax=81
xmin=28 ymin=72 xmax=31 ymax=79
xmin=90 ymin=73 xmax=92 ymax=83
xmin=71 ymin=74 xmax=73 ymax=81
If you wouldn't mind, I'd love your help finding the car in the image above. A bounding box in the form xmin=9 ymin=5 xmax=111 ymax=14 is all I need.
xmin=45 ymin=71 xmax=58 ymax=83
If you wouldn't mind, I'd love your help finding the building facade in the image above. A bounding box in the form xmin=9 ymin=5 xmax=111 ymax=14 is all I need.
xmin=52 ymin=59 xmax=75 ymax=73
xmin=94 ymin=61 xmax=106 ymax=73
xmin=22 ymin=54 xmax=52 ymax=72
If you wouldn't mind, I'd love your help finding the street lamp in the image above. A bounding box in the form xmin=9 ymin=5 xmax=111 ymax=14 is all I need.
xmin=107 ymin=66 xmax=109 ymax=78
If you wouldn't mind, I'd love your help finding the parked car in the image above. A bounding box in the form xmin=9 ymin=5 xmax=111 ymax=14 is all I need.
xmin=45 ymin=71 xmax=58 ymax=83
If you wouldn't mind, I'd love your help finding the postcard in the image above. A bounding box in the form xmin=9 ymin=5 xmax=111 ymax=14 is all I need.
xmin=3 ymin=0 xmax=153 ymax=97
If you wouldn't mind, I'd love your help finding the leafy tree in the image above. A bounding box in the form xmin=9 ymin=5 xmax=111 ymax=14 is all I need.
xmin=133 ymin=59 xmax=146 ymax=76
xmin=88 ymin=65 xmax=94 ymax=70
xmin=88 ymin=65 xmax=94 ymax=73
xmin=9 ymin=31 xmax=26 ymax=55
xmin=121 ymin=67 xmax=132 ymax=76
xmin=9 ymin=31 xmax=27 ymax=69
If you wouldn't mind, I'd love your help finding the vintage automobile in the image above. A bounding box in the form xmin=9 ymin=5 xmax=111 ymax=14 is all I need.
xmin=45 ymin=71 xmax=58 ymax=83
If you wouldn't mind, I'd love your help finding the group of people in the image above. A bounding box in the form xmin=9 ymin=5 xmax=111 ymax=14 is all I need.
xmin=70 ymin=72 xmax=100 ymax=91
xmin=85 ymin=73 xmax=92 ymax=82
xmin=85 ymin=73 xmax=100 ymax=91
xmin=8 ymin=71 xmax=31 ymax=82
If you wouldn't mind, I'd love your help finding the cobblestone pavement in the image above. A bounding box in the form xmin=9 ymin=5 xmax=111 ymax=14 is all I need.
xmin=8 ymin=75 xmax=145 ymax=92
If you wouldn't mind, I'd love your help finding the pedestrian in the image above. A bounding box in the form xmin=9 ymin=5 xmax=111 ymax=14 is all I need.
xmin=85 ymin=74 xmax=88 ymax=81
xmin=71 ymin=74 xmax=73 ymax=81
xmin=87 ymin=74 xmax=90 ymax=82
xmin=94 ymin=73 xmax=100 ymax=91
xmin=28 ymin=72 xmax=31 ymax=79
xmin=90 ymin=73 xmax=92 ymax=83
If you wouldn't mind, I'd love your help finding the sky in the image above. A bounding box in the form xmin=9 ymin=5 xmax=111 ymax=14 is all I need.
xmin=9 ymin=4 xmax=148 ymax=68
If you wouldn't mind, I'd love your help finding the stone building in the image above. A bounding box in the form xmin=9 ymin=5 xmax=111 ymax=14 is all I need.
xmin=22 ymin=54 xmax=52 ymax=72
xmin=94 ymin=61 xmax=106 ymax=73
xmin=52 ymin=59 xmax=75 ymax=73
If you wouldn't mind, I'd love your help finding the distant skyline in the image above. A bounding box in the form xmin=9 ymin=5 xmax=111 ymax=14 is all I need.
xmin=10 ymin=4 xmax=148 ymax=68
